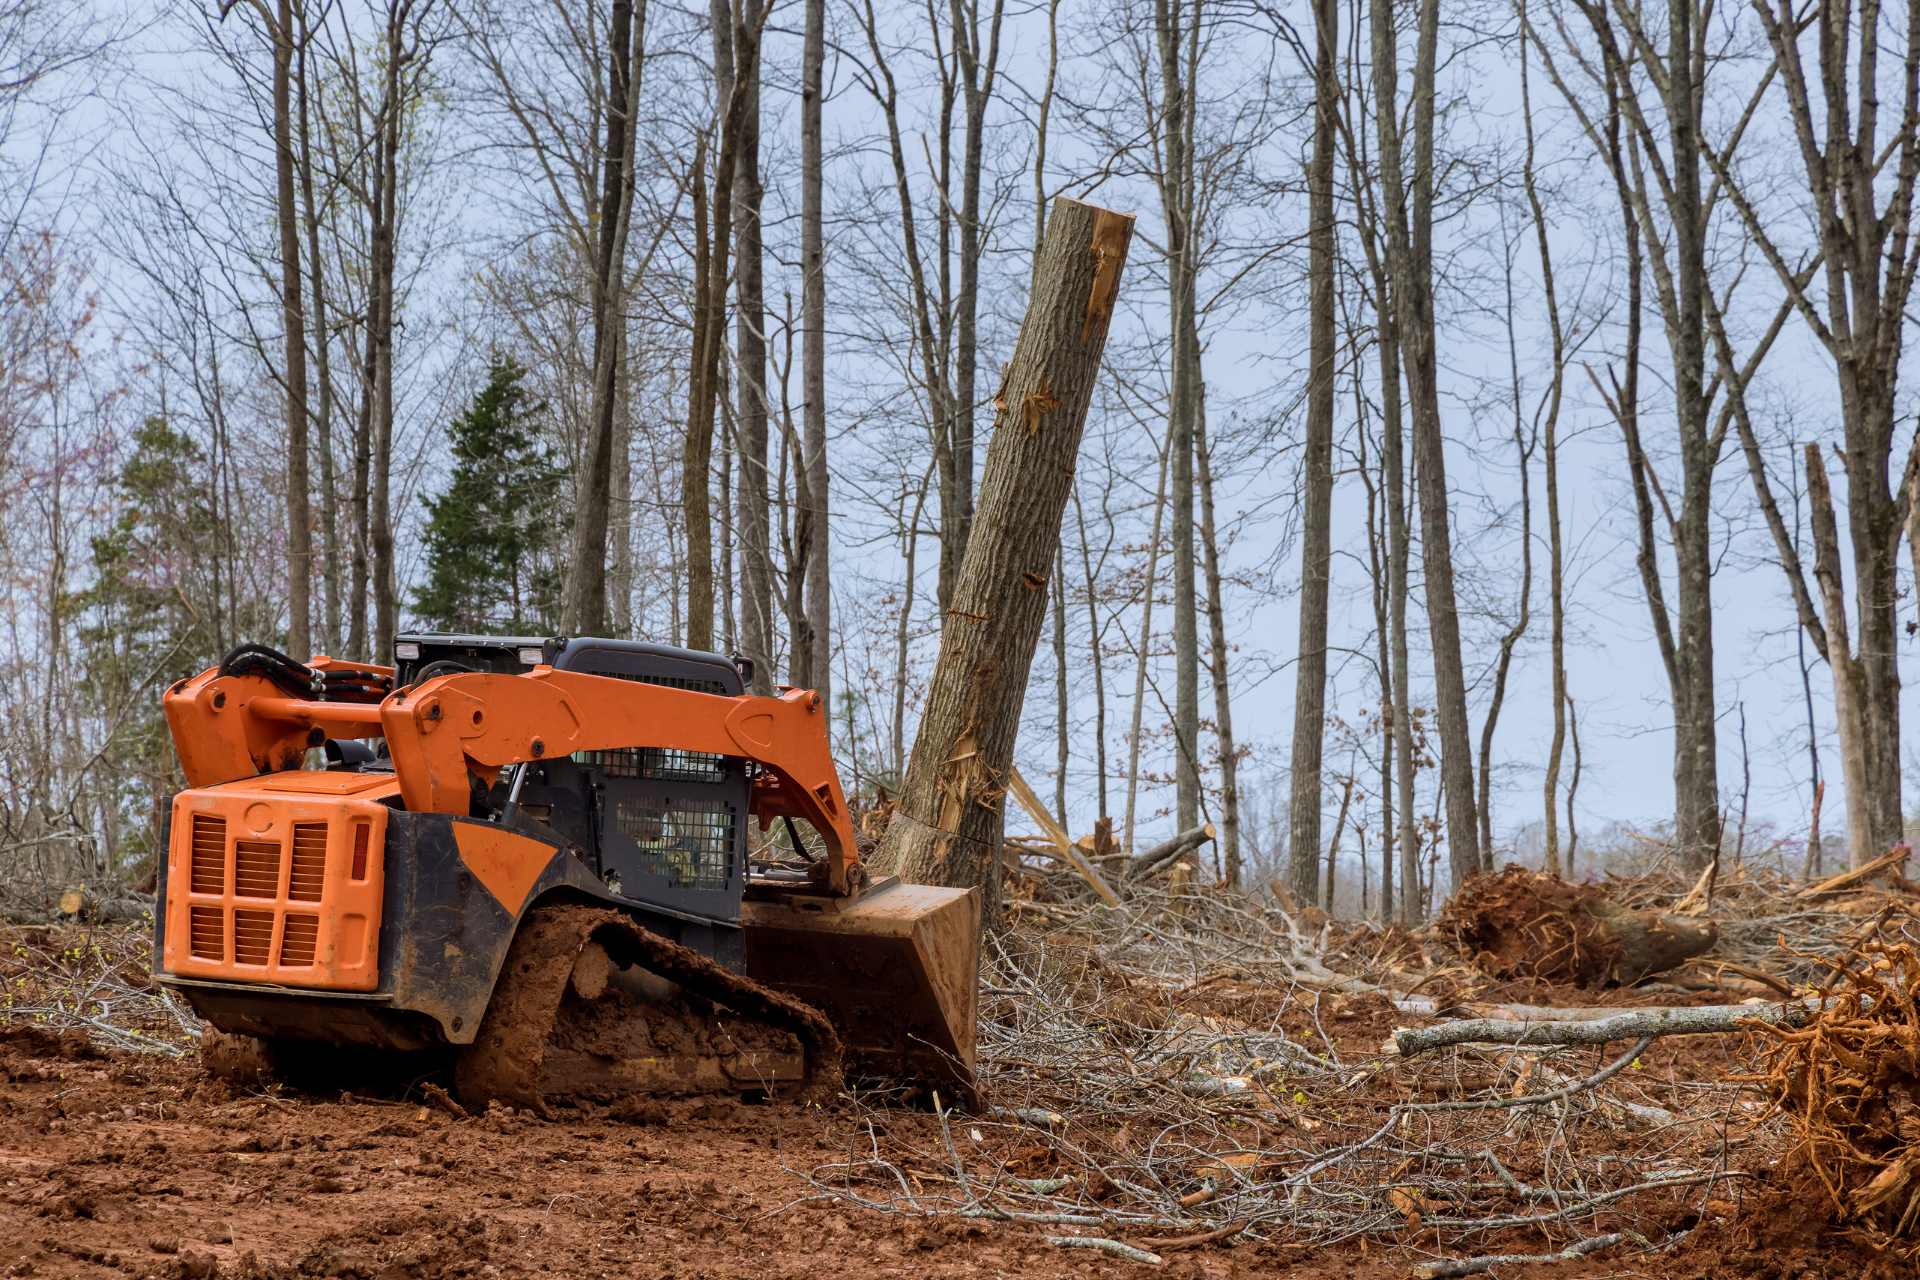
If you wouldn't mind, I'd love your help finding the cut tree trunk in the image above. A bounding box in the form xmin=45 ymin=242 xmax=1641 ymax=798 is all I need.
xmin=868 ymin=198 xmax=1135 ymax=921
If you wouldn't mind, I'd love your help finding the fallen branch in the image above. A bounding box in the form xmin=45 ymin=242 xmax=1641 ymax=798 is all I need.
xmin=1413 ymin=1230 xmax=1643 ymax=1278
xmin=1135 ymin=1219 xmax=1245 ymax=1251
xmin=1394 ymin=1000 xmax=1813 ymax=1056
xmin=1045 ymin=1236 xmax=1164 ymax=1265
xmin=1796 ymin=845 xmax=1912 ymax=899
xmin=1398 ymin=997 xmax=1778 ymax=1024
xmin=1708 ymin=961 xmax=1796 ymax=998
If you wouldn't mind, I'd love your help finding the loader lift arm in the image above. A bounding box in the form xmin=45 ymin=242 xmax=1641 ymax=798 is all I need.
xmin=163 ymin=665 xmax=863 ymax=895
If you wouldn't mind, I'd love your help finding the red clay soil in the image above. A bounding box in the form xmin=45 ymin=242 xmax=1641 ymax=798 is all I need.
xmin=0 ymin=1025 xmax=1843 ymax=1280
xmin=0 ymin=1031 xmax=1770 ymax=1280
xmin=1667 ymin=1152 xmax=1909 ymax=1280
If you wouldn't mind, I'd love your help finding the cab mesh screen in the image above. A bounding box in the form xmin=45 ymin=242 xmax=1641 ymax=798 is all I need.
xmin=614 ymin=795 xmax=735 ymax=891
xmin=576 ymin=747 xmax=729 ymax=784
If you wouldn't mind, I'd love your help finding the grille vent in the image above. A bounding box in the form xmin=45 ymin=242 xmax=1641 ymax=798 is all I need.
xmin=579 ymin=747 xmax=729 ymax=783
xmin=233 ymin=909 xmax=275 ymax=965
xmin=279 ymin=914 xmax=319 ymax=966
xmin=233 ymin=841 xmax=282 ymax=898
xmin=288 ymin=824 xmax=327 ymax=902
xmin=189 ymin=904 xmax=224 ymax=960
xmin=190 ymin=815 xmax=226 ymax=895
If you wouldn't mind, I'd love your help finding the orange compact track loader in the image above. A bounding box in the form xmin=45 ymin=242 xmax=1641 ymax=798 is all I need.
xmin=153 ymin=635 xmax=980 ymax=1112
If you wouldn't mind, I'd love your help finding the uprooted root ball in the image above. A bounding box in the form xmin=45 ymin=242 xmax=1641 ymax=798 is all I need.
xmin=1437 ymin=865 xmax=1625 ymax=986
xmin=1748 ymin=941 xmax=1920 ymax=1236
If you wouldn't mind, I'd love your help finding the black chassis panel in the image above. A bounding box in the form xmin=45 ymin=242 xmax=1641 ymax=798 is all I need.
xmin=160 ymin=809 xmax=743 ymax=1050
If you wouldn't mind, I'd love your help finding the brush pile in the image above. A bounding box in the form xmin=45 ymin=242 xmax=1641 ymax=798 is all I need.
xmin=0 ymin=923 xmax=199 ymax=1056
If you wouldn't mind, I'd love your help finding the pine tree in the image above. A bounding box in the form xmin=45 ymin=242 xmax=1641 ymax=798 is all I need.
xmin=413 ymin=355 xmax=562 ymax=633
xmin=81 ymin=417 xmax=248 ymax=871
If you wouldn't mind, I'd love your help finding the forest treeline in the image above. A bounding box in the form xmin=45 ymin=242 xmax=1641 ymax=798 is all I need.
xmin=0 ymin=0 xmax=1914 ymax=918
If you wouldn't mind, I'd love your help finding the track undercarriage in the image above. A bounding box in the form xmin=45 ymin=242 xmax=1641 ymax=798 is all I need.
xmin=453 ymin=905 xmax=840 ymax=1114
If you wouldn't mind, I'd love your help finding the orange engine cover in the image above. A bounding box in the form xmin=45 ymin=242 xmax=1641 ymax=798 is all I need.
xmin=162 ymin=772 xmax=396 ymax=991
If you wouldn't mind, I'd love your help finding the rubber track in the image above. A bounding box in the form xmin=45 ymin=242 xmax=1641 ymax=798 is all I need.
xmin=454 ymin=904 xmax=844 ymax=1115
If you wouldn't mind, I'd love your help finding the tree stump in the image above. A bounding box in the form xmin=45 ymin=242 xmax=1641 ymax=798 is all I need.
xmin=868 ymin=197 xmax=1136 ymax=921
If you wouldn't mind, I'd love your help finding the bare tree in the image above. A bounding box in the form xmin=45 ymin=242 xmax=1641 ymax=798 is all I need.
xmin=1150 ymin=0 xmax=1203 ymax=834
xmin=1373 ymin=0 xmax=1479 ymax=889
xmin=1285 ymin=0 xmax=1337 ymax=904
xmin=561 ymin=0 xmax=643 ymax=635
xmin=1528 ymin=0 xmax=1782 ymax=867
xmin=1195 ymin=396 xmax=1241 ymax=883
xmin=1336 ymin=35 xmax=1415 ymax=920
xmin=848 ymin=0 xmax=1003 ymax=625
xmin=1698 ymin=0 xmax=1920 ymax=865
xmin=1473 ymin=210 xmax=1536 ymax=871
xmin=729 ymin=0 xmax=776 ymax=690
xmin=683 ymin=0 xmax=766 ymax=650
xmin=1520 ymin=7 xmax=1574 ymax=876
xmin=220 ymin=0 xmax=312 ymax=659
xmin=795 ymin=0 xmax=829 ymax=696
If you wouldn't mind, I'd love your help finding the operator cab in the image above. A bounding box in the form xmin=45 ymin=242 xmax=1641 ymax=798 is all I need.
xmin=388 ymin=634 xmax=756 ymax=922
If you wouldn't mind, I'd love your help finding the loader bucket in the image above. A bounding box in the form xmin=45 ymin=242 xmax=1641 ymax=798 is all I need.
xmin=741 ymin=879 xmax=980 ymax=1108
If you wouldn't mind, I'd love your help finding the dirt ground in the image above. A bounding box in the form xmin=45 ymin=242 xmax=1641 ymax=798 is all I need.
xmin=0 ymin=1041 xmax=1324 ymax=1280
xmin=0 ymin=916 xmax=1894 ymax=1280
xmin=0 ymin=1023 xmax=1871 ymax=1280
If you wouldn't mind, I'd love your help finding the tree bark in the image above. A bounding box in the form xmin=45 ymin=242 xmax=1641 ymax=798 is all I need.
xmin=1151 ymin=0 xmax=1201 ymax=835
xmin=869 ymin=198 xmax=1134 ymax=919
xmin=1806 ymin=446 xmax=1875 ymax=865
xmin=1286 ymin=0 xmax=1337 ymax=905
xmin=272 ymin=0 xmax=312 ymax=659
xmin=799 ymin=0 xmax=830 ymax=700
xmin=562 ymin=0 xmax=639 ymax=636
xmin=733 ymin=0 xmax=773 ymax=693
xmin=682 ymin=131 xmax=716 ymax=651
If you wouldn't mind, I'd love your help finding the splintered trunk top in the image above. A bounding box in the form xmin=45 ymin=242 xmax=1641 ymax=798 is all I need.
xmin=869 ymin=198 xmax=1135 ymax=919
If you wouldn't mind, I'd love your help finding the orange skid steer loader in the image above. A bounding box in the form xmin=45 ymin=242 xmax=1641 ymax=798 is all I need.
xmin=152 ymin=635 xmax=979 ymax=1113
